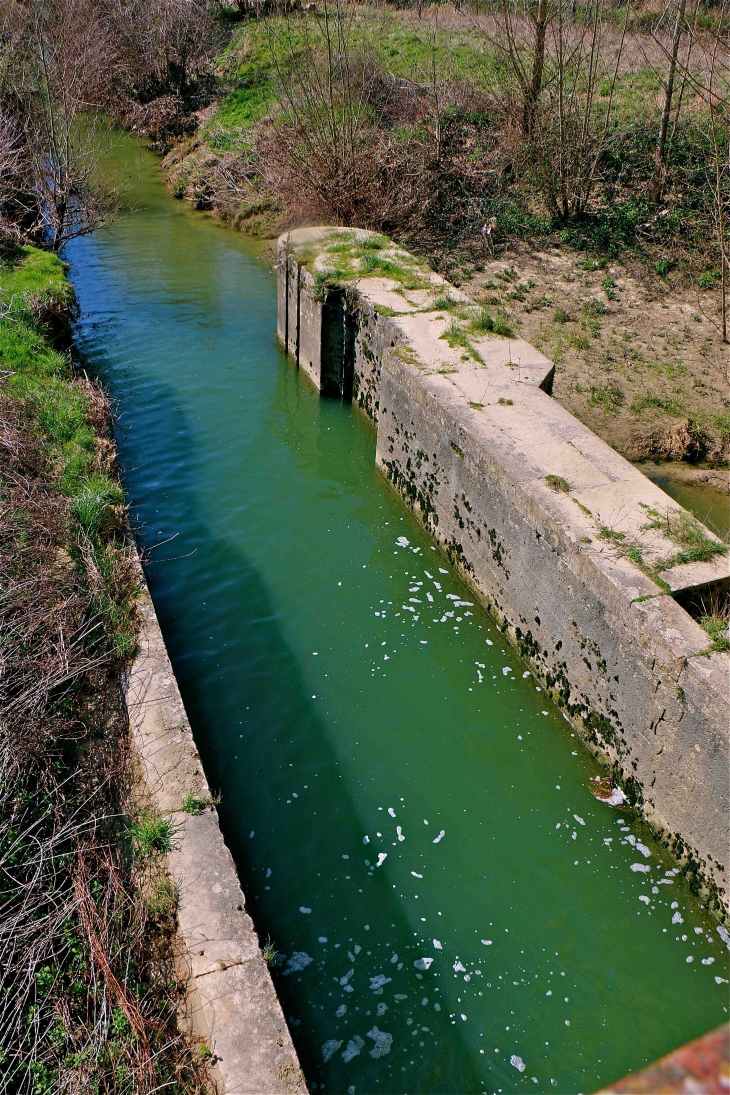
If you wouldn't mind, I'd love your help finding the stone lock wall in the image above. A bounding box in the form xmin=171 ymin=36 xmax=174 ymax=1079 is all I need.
xmin=277 ymin=228 xmax=730 ymax=915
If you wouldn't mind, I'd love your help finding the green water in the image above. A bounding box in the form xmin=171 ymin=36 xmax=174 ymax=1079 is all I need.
xmin=67 ymin=135 xmax=729 ymax=1095
xmin=635 ymin=461 xmax=729 ymax=541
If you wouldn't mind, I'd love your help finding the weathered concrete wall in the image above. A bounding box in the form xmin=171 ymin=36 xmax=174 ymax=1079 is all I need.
xmin=127 ymin=575 xmax=306 ymax=1094
xmin=277 ymin=226 xmax=730 ymax=915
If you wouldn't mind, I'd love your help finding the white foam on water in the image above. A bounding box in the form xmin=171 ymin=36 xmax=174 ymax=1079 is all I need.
xmin=486 ymin=639 xmax=494 ymax=646
xmin=715 ymin=976 xmax=729 ymax=984
xmin=433 ymin=830 xmax=446 ymax=843
xmin=396 ymin=826 xmax=405 ymax=841
xmin=394 ymin=993 xmax=407 ymax=1000
xmin=481 ymin=940 xmax=493 ymax=946
xmin=630 ymin=863 xmax=650 ymax=874
xmin=453 ymin=960 xmax=467 ymax=972
xmin=439 ymin=568 xmax=448 ymax=574
xmin=284 ymin=952 xmax=313 ymax=976
xmin=717 ymin=925 xmax=730 ymax=950
xmin=367 ymin=1027 xmax=393 ymax=1058
xmin=377 ymin=1002 xmax=388 ymax=1016
xmin=318 ymin=937 xmax=328 ymax=943
xmin=340 ymin=969 xmax=355 ymax=985
xmin=388 ymin=807 xmax=396 ymax=817
xmin=322 ymin=1040 xmax=342 ymax=1062
xmin=300 ymin=906 xmax=312 ymax=914
xmin=396 ymin=536 xmax=409 ymax=547
xmin=376 ymin=853 xmax=387 ymax=867
xmin=573 ymin=815 xmax=585 ymax=826
xmin=636 ymin=842 xmax=652 ymax=858
xmin=639 ymin=895 xmax=650 ymax=905
xmin=354 ymin=944 xmax=361 ymax=954
xmin=502 ymin=667 xmax=511 ymax=676
xmin=414 ymin=957 xmax=434 ymax=970
xmin=672 ymin=912 xmax=684 ymax=925
xmin=411 ymin=871 xmax=423 ymax=879
xmin=363 ymin=835 xmax=370 ymax=844
xmin=336 ymin=1005 xmax=347 ymax=1017
xmin=702 ymin=957 xmax=715 ymax=965
xmin=625 ymin=834 xmax=637 ymax=847
xmin=342 ymin=1036 xmax=364 ymax=1063
xmin=522 ymin=671 xmax=531 ymax=678
xmin=433 ymin=940 xmax=443 ymax=950
xmin=391 ymin=954 xmax=398 ymax=964
xmin=370 ymin=975 xmax=392 ymax=992
xmin=510 ymin=1055 xmax=526 ymax=1073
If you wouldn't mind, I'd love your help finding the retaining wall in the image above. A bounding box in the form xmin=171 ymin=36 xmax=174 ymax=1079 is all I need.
xmin=277 ymin=226 xmax=730 ymax=915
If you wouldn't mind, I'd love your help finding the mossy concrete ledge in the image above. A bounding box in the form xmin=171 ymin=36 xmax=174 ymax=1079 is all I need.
xmin=277 ymin=226 xmax=730 ymax=916
xmin=126 ymin=576 xmax=306 ymax=1094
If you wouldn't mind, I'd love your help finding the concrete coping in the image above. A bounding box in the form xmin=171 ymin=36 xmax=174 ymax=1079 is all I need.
xmin=279 ymin=226 xmax=730 ymax=599
xmin=126 ymin=575 xmax=306 ymax=1095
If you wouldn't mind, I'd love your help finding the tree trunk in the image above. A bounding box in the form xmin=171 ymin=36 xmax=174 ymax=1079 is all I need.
xmin=653 ymin=0 xmax=688 ymax=205
xmin=523 ymin=0 xmax=548 ymax=135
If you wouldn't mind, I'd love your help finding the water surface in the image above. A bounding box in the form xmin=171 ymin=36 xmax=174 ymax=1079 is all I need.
xmin=67 ymin=135 xmax=729 ymax=1095
xmin=636 ymin=460 xmax=729 ymax=540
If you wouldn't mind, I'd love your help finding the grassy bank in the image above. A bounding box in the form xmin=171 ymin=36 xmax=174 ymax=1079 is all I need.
xmin=162 ymin=2 xmax=729 ymax=466
xmin=0 ymin=247 xmax=210 ymax=1093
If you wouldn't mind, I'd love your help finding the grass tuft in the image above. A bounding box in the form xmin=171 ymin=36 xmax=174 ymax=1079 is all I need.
xmin=545 ymin=474 xmax=570 ymax=493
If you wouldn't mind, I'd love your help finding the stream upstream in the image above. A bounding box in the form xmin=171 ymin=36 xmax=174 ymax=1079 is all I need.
xmin=67 ymin=134 xmax=729 ymax=1095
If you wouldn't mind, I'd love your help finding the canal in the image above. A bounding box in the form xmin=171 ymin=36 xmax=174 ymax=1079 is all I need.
xmin=67 ymin=133 xmax=729 ymax=1095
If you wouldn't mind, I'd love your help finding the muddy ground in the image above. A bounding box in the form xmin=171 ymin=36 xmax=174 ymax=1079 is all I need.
xmin=447 ymin=242 xmax=729 ymax=475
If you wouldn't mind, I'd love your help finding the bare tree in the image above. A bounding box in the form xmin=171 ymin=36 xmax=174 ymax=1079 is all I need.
xmin=261 ymin=0 xmax=386 ymax=223
xmin=652 ymin=0 xmax=690 ymax=204
xmin=484 ymin=0 xmax=550 ymax=136
xmin=24 ymin=5 xmax=119 ymax=250
xmin=687 ymin=9 xmax=729 ymax=345
xmin=486 ymin=0 xmax=630 ymax=221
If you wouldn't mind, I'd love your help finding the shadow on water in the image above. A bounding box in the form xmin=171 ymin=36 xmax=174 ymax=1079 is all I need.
xmin=87 ymin=362 xmax=478 ymax=1092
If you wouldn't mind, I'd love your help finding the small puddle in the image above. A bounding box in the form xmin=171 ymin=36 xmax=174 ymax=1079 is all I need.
xmin=67 ymin=133 xmax=729 ymax=1095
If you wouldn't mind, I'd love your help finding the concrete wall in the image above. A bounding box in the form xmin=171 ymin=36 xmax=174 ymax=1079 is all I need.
xmin=277 ymin=228 xmax=730 ymax=917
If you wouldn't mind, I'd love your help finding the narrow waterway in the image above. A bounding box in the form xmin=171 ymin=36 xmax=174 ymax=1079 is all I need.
xmin=67 ymin=134 xmax=729 ymax=1095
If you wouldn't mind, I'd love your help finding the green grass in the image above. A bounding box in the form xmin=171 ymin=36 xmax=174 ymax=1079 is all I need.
xmin=588 ymin=384 xmax=624 ymax=415
xmin=128 ymin=810 xmax=180 ymax=859
xmin=0 ymin=246 xmax=138 ymax=663
xmin=641 ymin=506 xmax=728 ymax=567
xmin=181 ymin=794 xmax=208 ymax=815
xmin=0 ymin=245 xmax=73 ymax=307
xmin=0 ymin=248 xmax=97 ymax=488
xmin=71 ymin=476 xmax=124 ymax=541
xmin=439 ymin=319 xmax=482 ymax=361
xmin=545 ymin=474 xmax=570 ymax=493
xmin=630 ymin=394 xmax=683 ymax=416
xmin=701 ymin=614 xmax=730 ymax=653
xmin=470 ymin=307 xmax=514 ymax=338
